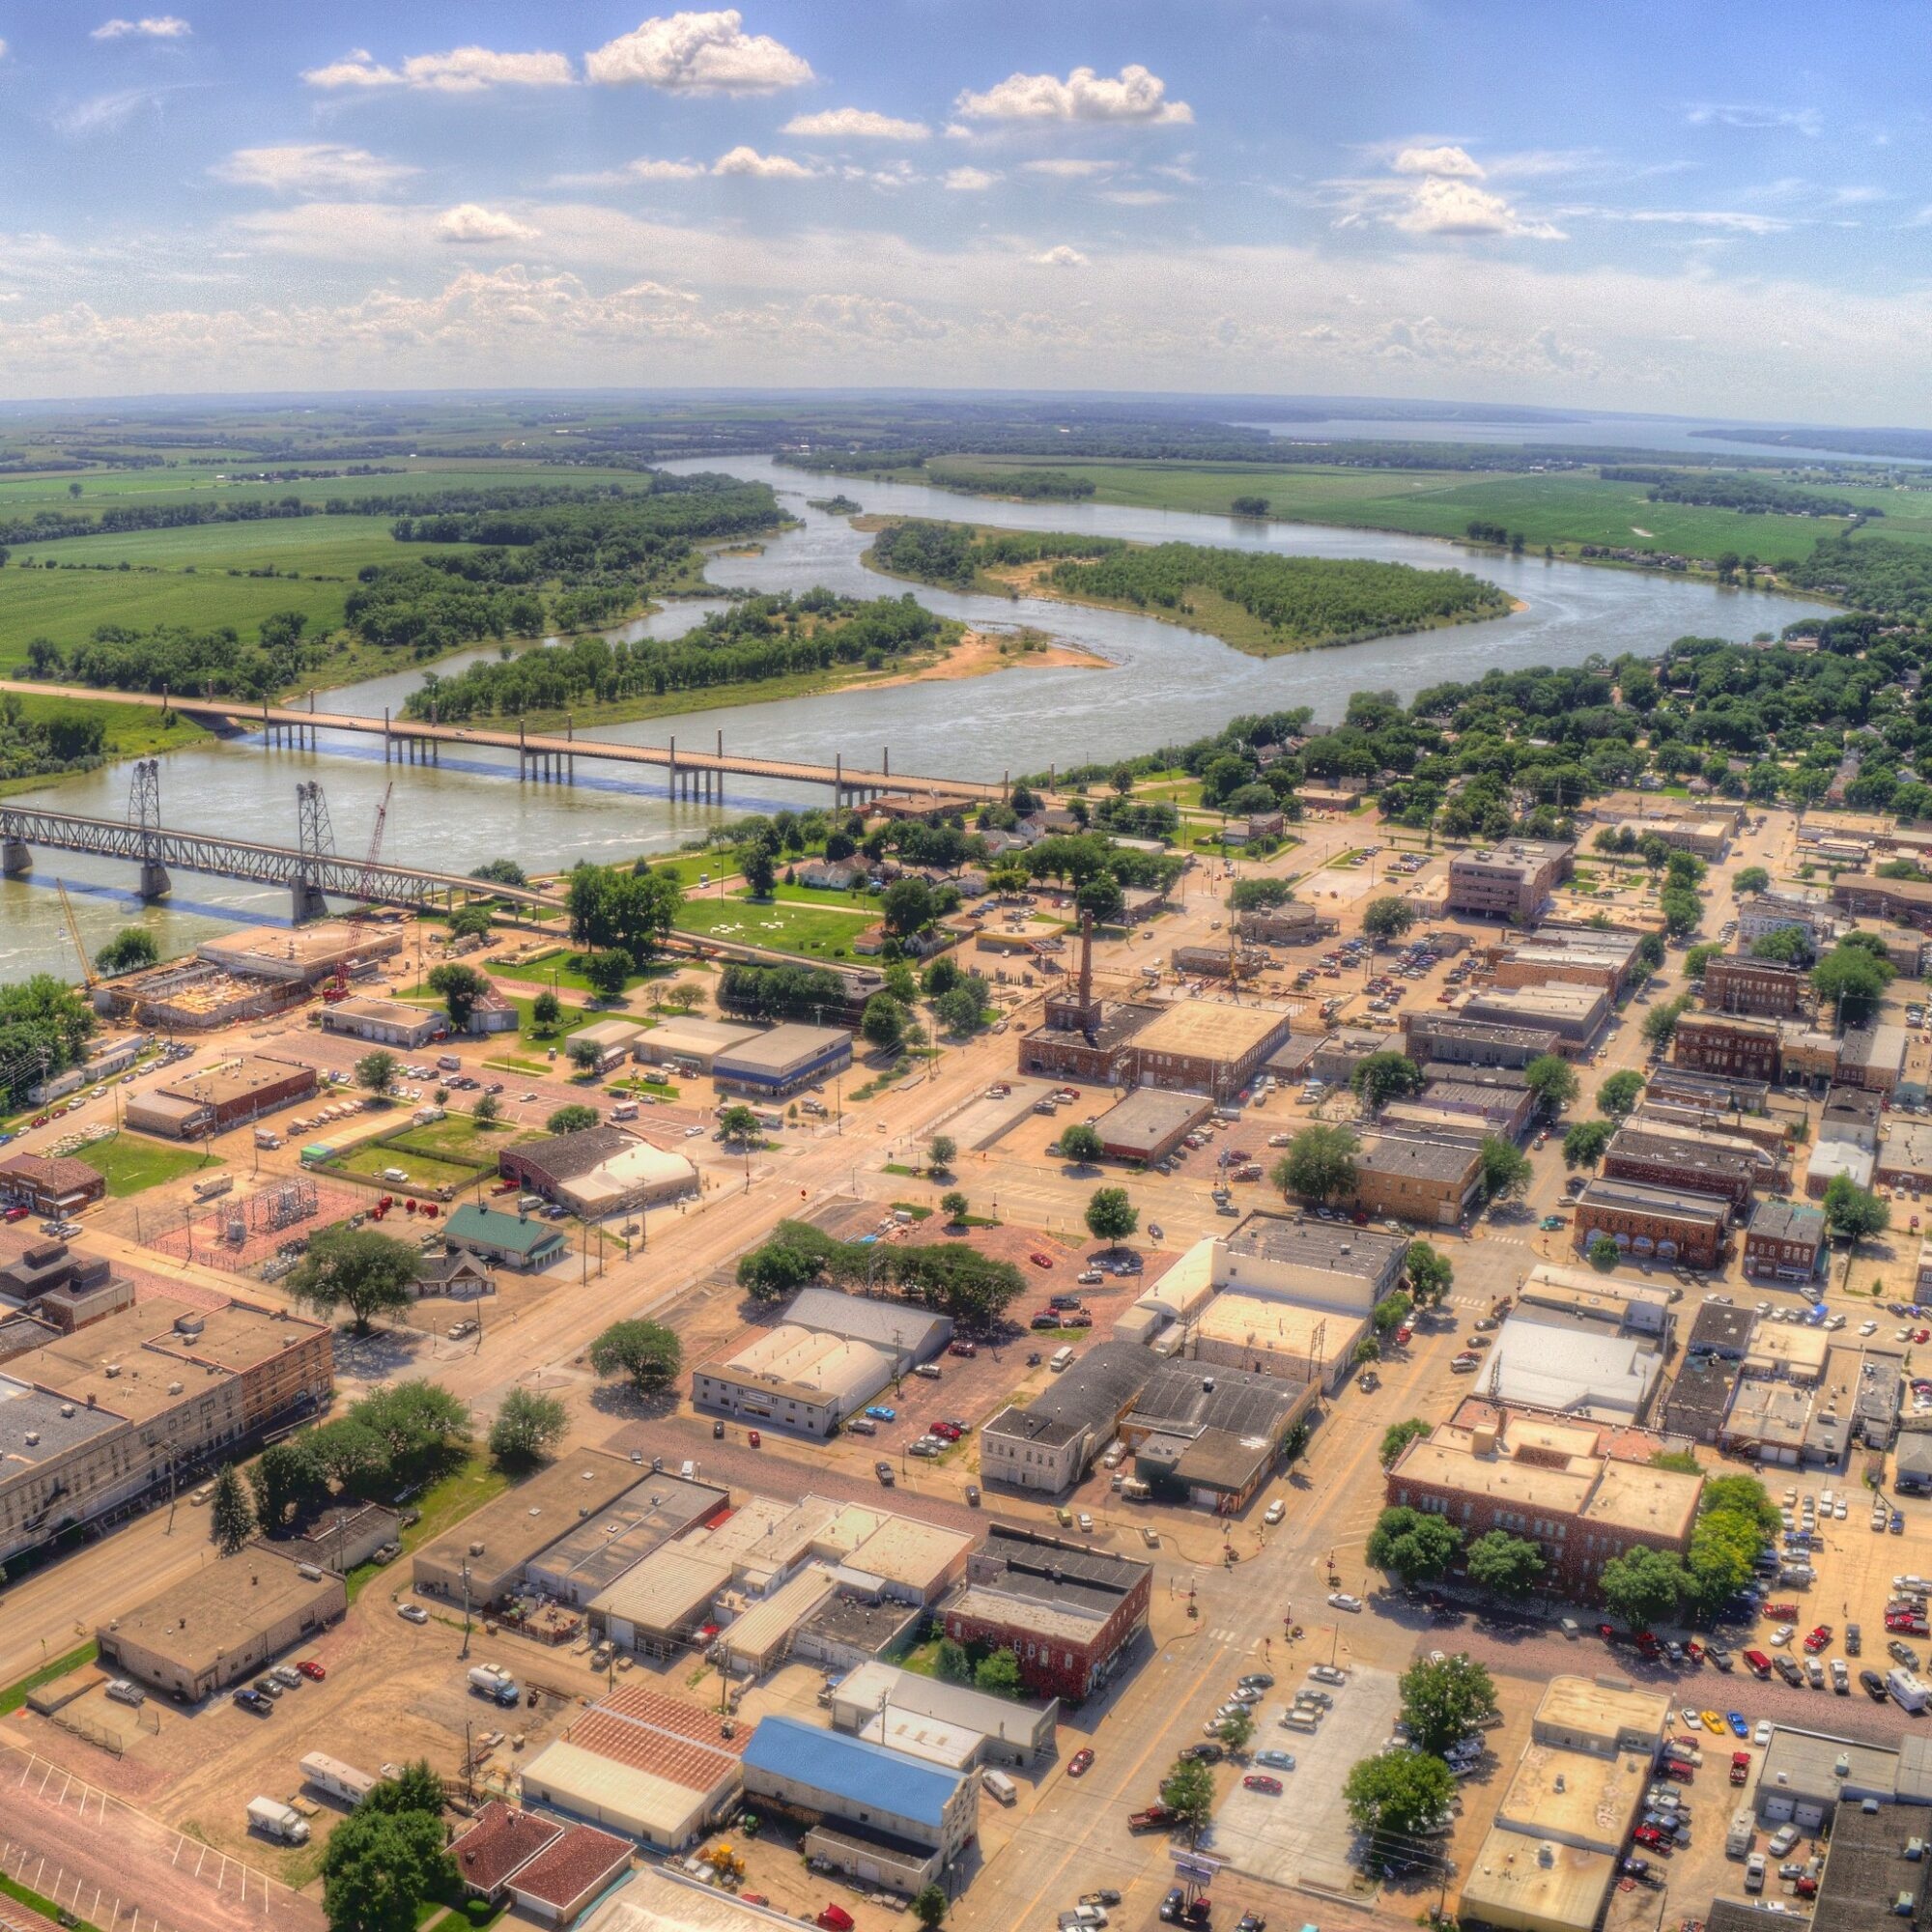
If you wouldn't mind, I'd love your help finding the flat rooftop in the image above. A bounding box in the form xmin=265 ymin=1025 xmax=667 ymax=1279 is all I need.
xmin=1359 ymin=1133 xmax=1482 ymax=1184
xmin=1094 ymin=1087 xmax=1210 ymax=1149
xmin=0 ymin=1373 xmax=126 ymax=1468
xmin=713 ymin=1024 xmax=849 ymax=1076
xmin=1131 ymin=1000 xmax=1288 ymax=1062
xmin=413 ymin=1454 xmax=644 ymax=1586
xmin=527 ymin=1474 xmax=726 ymax=1596
xmin=1577 ymin=1177 xmax=1730 ymax=1224
xmin=154 ymin=1055 xmax=311 ymax=1109
xmin=1223 ymin=1211 xmax=1406 ymax=1280
xmin=105 ymin=1548 xmax=342 ymax=1677
xmin=1496 ymin=1742 xmax=1649 ymax=1852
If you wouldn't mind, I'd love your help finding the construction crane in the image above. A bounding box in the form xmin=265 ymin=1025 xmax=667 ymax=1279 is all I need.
xmin=54 ymin=879 xmax=98 ymax=990
xmin=349 ymin=781 xmax=394 ymax=911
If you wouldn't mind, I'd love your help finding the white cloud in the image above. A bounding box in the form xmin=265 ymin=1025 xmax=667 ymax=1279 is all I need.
xmin=1022 ymin=158 xmax=1116 ymax=179
xmin=584 ymin=11 xmax=811 ymax=94
xmin=1393 ymin=144 xmax=1483 ymax=179
xmin=1033 ymin=243 xmax=1089 ymax=267
xmin=711 ymin=146 xmax=814 ymax=179
xmin=955 ymin=64 xmax=1191 ymax=126
xmin=1099 ymin=187 xmax=1176 ymax=207
xmin=53 ymin=87 xmax=174 ymax=135
xmin=211 ymin=143 xmax=417 ymax=197
xmin=614 ymin=279 xmax=698 ymax=302
xmin=302 ymin=46 xmax=573 ymax=92
xmin=91 ymin=15 xmax=189 ymax=39
xmin=436 ymin=204 xmax=539 ymax=244
xmin=783 ymin=107 xmax=926 ymax=141
xmin=1392 ymin=176 xmax=1564 ymax=241
xmin=942 ymin=166 xmax=998 ymax=192
xmin=1686 ymin=102 xmax=1821 ymax=135
xmin=0 ymin=39 xmax=10 ymax=58
xmin=631 ymin=157 xmax=709 ymax=181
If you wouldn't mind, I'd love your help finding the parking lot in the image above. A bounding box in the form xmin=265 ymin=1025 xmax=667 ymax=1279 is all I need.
xmin=1202 ymin=1664 xmax=1403 ymax=1894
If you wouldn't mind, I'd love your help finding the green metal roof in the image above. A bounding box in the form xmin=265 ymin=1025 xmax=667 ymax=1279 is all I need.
xmin=446 ymin=1202 xmax=568 ymax=1257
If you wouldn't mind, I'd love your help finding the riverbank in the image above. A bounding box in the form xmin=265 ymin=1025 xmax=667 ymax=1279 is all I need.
xmin=864 ymin=625 xmax=1112 ymax=685
xmin=854 ymin=514 xmax=1513 ymax=658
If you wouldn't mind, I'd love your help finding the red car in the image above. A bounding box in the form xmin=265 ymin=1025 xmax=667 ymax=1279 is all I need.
xmin=297 ymin=1660 xmax=327 ymax=1681
xmin=1730 ymin=1752 xmax=1750 ymax=1785
xmin=1067 ymin=1749 xmax=1094 ymax=1777
xmin=1804 ymin=1625 xmax=1833 ymax=1653
xmin=1 ymin=1206 xmax=28 ymax=1224
xmin=1632 ymin=1825 xmax=1673 ymax=1854
xmin=1242 ymin=1775 xmax=1283 ymax=1795
xmin=1030 ymin=1252 xmax=1054 ymax=1269
xmin=930 ymin=1422 xmax=962 ymax=1441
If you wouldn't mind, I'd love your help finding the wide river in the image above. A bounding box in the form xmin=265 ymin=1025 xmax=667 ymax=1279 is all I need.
xmin=1 ymin=454 xmax=1831 ymax=978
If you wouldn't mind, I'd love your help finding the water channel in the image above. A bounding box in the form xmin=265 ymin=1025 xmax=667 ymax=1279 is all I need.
xmin=0 ymin=453 xmax=1832 ymax=979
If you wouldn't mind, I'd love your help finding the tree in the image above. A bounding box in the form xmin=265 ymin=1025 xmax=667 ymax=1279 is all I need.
xmin=1701 ymin=1473 xmax=1778 ymax=1536
xmin=926 ymin=1133 xmax=957 ymax=1177
xmin=1215 ymin=1706 xmax=1257 ymax=1754
xmin=1683 ymin=943 xmax=1725 ymax=983
xmin=1273 ymin=1123 xmax=1359 ymax=1205
xmin=719 ymin=1103 xmax=761 ymax=1144
xmin=935 ymin=1637 xmax=972 ymax=1683
xmin=1813 ymin=943 xmax=1894 ymax=1028
xmin=1735 ymin=865 xmax=1770 ymax=896
xmin=662 ymin=981 xmax=702 ymax=1016
xmin=489 ymin=1387 xmax=567 ymax=1469
xmin=1660 ymin=886 xmax=1703 ymax=938
xmin=446 ymin=903 xmax=493 ymax=941
xmin=209 ymin=1463 xmax=255 ymax=1554
xmin=546 ymin=1103 xmax=600 ymax=1135
xmin=911 ymin=1884 xmax=950 ymax=1931
xmin=1350 ymin=1051 xmax=1424 ymax=1112
xmin=922 ymin=955 xmax=962 ymax=998
xmin=1085 ymin=1185 xmax=1139 ymax=1251
xmin=1587 ymin=1233 xmax=1621 ymax=1270
xmin=321 ymin=1805 xmax=454 ymax=1932
xmin=1597 ymin=1069 xmax=1644 ymax=1119
xmin=1752 ymin=924 xmax=1813 ymax=965
xmin=249 ymin=1436 xmax=323 ymax=1528
xmin=940 ymin=1189 xmax=969 ymax=1224
xmin=587 ymin=1318 xmax=682 ymax=1398
xmin=568 ymin=1037 xmax=604 ymax=1073
xmin=355 ymin=1050 xmax=399 ymax=1097
xmin=351 ymin=1381 xmax=469 ymax=1475
xmin=96 ymin=926 xmax=158 ymax=974
xmin=1399 ymin=1653 xmax=1498 ymax=1754
xmin=1477 ymin=1134 xmax=1533 ymax=1202
xmin=1367 ymin=1505 xmax=1463 ymax=1587
xmin=935 ymin=983 xmax=985 ymax=1037
xmin=427 ymin=963 xmax=487 ymax=1031
xmin=1372 ymin=1291 xmax=1413 ymax=1336
xmin=363 ymin=1760 xmax=447 ymax=1819
xmin=1158 ymin=1756 xmax=1216 ymax=1841
xmin=1059 ymin=1122 xmax=1104 ymax=1165
xmin=1404 ymin=1240 xmax=1453 ymax=1306
xmin=1523 ymin=1053 xmax=1579 ymax=1114
xmin=1343 ymin=1750 xmax=1457 ymax=1864
xmin=1563 ymin=1118 xmax=1616 ymax=1168
xmin=1642 ymin=994 xmax=1692 ymax=1050
xmin=1600 ymin=1546 xmax=1687 ymax=1629
xmin=530 ymin=988 xmax=563 ymax=1034
xmin=1379 ymin=1418 xmax=1432 ymax=1469
xmin=741 ymin=844 xmax=778 ymax=898
xmin=862 ymin=992 xmax=907 ymax=1053
xmin=1634 ymin=931 xmax=1666 ymax=973
xmin=1464 ymin=1530 xmax=1546 ymax=1600
xmin=974 ymin=1648 xmax=1022 ymax=1698
xmin=883 ymin=876 xmax=936 ymax=937
xmin=1824 ymin=1171 xmax=1890 ymax=1249
xmin=1075 ymin=873 xmax=1125 ymax=925
xmin=582 ymin=948 xmax=635 ymax=1002
xmin=1686 ymin=1508 xmax=1764 ymax=1614
xmin=472 ymin=1091 xmax=500 ymax=1124
xmin=1362 ymin=896 xmax=1416 ymax=945
xmin=290 ymin=1226 xmax=418 ymax=1335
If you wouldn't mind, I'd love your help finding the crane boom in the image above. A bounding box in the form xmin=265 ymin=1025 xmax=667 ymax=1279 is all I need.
xmin=54 ymin=879 xmax=98 ymax=990
xmin=352 ymin=782 xmax=393 ymax=905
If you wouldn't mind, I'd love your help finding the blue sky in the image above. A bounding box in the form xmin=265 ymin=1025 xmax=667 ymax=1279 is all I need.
xmin=1 ymin=1 xmax=1929 ymax=417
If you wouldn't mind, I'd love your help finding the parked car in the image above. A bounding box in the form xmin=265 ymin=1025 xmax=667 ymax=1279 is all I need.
xmin=397 ymin=1604 xmax=429 ymax=1625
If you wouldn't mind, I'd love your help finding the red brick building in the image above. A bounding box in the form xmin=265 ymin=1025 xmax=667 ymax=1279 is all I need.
xmin=0 ymin=1153 xmax=106 ymax=1218
xmin=1702 ymin=954 xmax=1806 ymax=1020
xmin=1671 ymin=1012 xmax=1781 ymax=1084
xmin=1572 ymin=1177 xmax=1731 ymax=1268
xmin=942 ymin=1525 xmax=1151 ymax=1703
xmin=1384 ymin=1410 xmax=1702 ymax=1599
xmin=1600 ymin=1127 xmax=1756 ymax=1216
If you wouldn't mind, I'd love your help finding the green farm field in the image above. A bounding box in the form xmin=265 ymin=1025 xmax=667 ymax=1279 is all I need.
xmin=907 ymin=455 xmax=1932 ymax=567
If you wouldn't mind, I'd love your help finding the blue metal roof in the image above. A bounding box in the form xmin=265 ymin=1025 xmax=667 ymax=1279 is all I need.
xmin=744 ymin=1715 xmax=962 ymax=1829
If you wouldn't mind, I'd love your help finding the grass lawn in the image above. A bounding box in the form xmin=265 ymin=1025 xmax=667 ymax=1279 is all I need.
xmin=488 ymin=950 xmax=677 ymax=1002
xmin=674 ymin=894 xmax=875 ymax=961
xmin=384 ymin=1116 xmax=531 ymax=1165
xmin=0 ymin=1639 xmax=98 ymax=1716
xmin=342 ymin=1452 xmax=511 ymax=1605
xmin=329 ymin=1142 xmax=481 ymax=1192
xmin=80 ymin=1132 xmax=217 ymax=1197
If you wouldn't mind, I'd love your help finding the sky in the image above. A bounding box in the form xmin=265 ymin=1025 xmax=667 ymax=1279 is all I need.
xmin=2 ymin=1 xmax=1931 ymax=419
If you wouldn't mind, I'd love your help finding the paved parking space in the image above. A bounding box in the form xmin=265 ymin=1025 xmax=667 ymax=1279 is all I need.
xmin=1202 ymin=1664 xmax=1403 ymax=1892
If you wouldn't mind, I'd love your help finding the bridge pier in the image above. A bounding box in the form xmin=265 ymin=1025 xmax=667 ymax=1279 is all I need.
xmin=137 ymin=860 xmax=171 ymax=901
xmin=2 ymin=838 xmax=30 ymax=879
xmin=291 ymin=880 xmax=329 ymax=923
xmin=668 ymin=736 xmax=676 ymax=801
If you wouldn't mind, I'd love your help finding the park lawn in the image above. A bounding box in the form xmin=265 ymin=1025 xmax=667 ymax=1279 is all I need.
xmin=673 ymin=894 xmax=877 ymax=961
xmin=768 ymin=881 xmax=880 ymax=910
xmin=329 ymin=1142 xmax=481 ymax=1191
xmin=79 ymin=1132 xmax=217 ymax=1197
xmin=384 ymin=1115 xmax=534 ymax=1165
xmin=488 ymin=950 xmax=677 ymax=1001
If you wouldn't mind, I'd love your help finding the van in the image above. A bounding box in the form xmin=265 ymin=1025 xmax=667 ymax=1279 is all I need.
xmin=1727 ymin=1809 xmax=1755 ymax=1859
xmin=436 ymin=1054 xmax=461 ymax=1072
xmin=1122 ymin=1478 xmax=1151 ymax=1501
xmin=517 ymin=1194 xmax=545 ymax=1213
xmin=1279 ymin=1710 xmax=1321 ymax=1734
xmin=679 ymin=1459 xmax=697 ymax=1481
xmin=981 ymin=1768 xmax=1017 ymax=1805
xmin=1743 ymin=1649 xmax=1774 ymax=1679
xmin=1049 ymin=1347 xmax=1075 ymax=1373
xmin=611 ymin=1101 xmax=639 ymax=1122
xmin=253 ymin=1128 xmax=282 ymax=1150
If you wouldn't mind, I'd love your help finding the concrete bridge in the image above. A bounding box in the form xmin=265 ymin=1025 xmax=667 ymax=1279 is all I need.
xmin=0 ymin=682 xmax=1010 ymax=809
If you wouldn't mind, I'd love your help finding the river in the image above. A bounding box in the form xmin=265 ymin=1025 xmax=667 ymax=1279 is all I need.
xmin=0 ymin=454 xmax=1832 ymax=980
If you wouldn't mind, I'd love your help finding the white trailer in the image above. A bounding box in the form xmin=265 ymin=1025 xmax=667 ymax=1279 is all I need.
xmin=299 ymin=1752 xmax=377 ymax=1807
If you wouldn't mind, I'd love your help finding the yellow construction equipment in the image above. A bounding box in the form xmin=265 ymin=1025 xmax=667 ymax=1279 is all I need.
xmin=54 ymin=879 xmax=98 ymax=989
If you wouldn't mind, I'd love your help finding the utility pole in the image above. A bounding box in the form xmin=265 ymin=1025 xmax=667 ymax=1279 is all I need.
xmin=460 ymin=1561 xmax=472 ymax=1660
